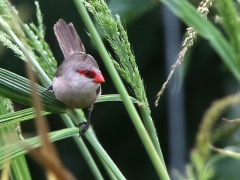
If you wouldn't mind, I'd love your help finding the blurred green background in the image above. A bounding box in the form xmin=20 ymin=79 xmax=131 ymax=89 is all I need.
xmin=1 ymin=0 xmax=240 ymax=179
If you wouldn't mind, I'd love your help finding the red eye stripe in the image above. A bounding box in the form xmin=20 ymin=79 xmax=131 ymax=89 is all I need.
xmin=77 ymin=70 xmax=96 ymax=79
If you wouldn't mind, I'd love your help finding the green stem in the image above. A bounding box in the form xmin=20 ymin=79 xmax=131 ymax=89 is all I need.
xmin=68 ymin=109 xmax=126 ymax=180
xmin=61 ymin=113 xmax=104 ymax=180
xmin=98 ymin=157 xmax=118 ymax=180
xmin=0 ymin=20 xmax=51 ymax=86
xmin=10 ymin=155 xmax=32 ymax=180
xmin=73 ymin=0 xmax=169 ymax=179
xmin=86 ymin=130 xmax=126 ymax=180
xmin=1 ymin=125 xmax=32 ymax=180
xmin=139 ymin=105 xmax=165 ymax=166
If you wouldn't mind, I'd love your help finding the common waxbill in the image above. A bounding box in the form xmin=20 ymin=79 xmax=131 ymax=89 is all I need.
xmin=47 ymin=19 xmax=105 ymax=136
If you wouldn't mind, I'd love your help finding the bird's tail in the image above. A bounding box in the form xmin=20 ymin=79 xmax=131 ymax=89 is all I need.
xmin=54 ymin=19 xmax=86 ymax=58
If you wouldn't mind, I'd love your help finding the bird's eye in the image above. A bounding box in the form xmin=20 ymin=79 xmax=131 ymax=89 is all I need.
xmin=77 ymin=69 xmax=96 ymax=79
xmin=85 ymin=71 xmax=90 ymax=76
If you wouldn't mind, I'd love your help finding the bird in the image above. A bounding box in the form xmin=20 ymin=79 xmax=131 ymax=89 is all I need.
xmin=47 ymin=19 xmax=105 ymax=136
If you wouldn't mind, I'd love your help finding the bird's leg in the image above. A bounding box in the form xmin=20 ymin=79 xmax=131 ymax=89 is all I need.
xmin=78 ymin=105 xmax=93 ymax=137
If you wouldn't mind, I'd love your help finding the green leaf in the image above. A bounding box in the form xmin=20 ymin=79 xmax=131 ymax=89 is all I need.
xmin=0 ymin=95 xmax=138 ymax=126
xmin=0 ymin=108 xmax=50 ymax=126
xmin=0 ymin=96 xmax=31 ymax=179
xmin=0 ymin=68 xmax=139 ymax=115
xmin=215 ymin=0 xmax=240 ymax=58
xmin=0 ymin=128 xmax=78 ymax=169
xmin=108 ymin=0 xmax=158 ymax=23
xmin=0 ymin=68 xmax=67 ymax=113
xmin=161 ymin=0 xmax=240 ymax=81
xmin=96 ymin=94 xmax=139 ymax=103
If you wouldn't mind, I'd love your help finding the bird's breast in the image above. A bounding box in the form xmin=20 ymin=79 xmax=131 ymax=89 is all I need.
xmin=52 ymin=76 xmax=101 ymax=108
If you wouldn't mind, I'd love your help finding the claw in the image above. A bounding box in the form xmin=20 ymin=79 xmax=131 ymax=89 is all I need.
xmin=42 ymin=85 xmax=53 ymax=93
xmin=78 ymin=121 xmax=90 ymax=137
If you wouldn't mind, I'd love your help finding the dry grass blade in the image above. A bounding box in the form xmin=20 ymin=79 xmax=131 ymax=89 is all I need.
xmin=1 ymin=157 xmax=10 ymax=180
xmin=25 ymin=55 xmax=75 ymax=179
xmin=27 ymin=147 xmax=76 ymax=180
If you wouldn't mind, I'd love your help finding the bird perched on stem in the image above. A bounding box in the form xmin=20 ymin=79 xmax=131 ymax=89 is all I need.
xmin=47 ymin=19 xmax=105 ymax=136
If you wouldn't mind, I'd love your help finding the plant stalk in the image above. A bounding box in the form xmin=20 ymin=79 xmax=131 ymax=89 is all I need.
xmin=73 ymin=0 xmax=169 ymax=179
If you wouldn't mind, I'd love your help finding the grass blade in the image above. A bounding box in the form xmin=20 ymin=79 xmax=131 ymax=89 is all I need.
xmin=161 ymin=0 xmax=240 ymax=81
xmin=0 ymin=68 xmax=67 ymax=113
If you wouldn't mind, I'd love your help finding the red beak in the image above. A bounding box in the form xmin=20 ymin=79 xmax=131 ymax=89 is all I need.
xmin=93 ymin=73 xmax=105 ymax=83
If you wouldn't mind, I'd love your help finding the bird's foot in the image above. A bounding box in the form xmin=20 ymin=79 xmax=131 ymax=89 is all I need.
xmin=42 ymin=85 xmax=53 ymax=93
xmin=77 ymin=121 xmax=90 ymax=137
